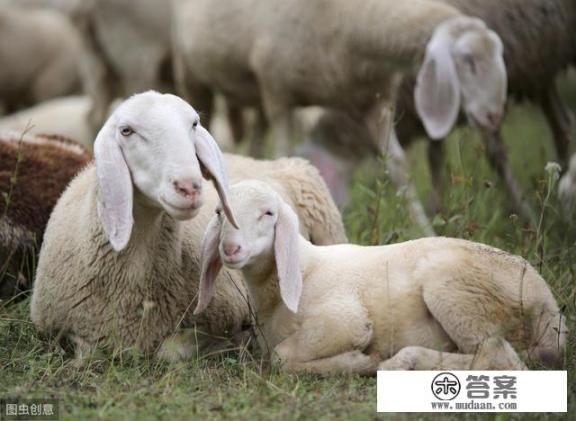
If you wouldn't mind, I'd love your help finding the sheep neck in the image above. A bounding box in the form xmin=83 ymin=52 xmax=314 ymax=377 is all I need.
xmin=241 ymin=236 xmax=317 ymax=319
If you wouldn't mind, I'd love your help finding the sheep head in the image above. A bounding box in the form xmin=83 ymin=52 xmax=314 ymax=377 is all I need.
xmin=94 ymin=90 xmax=238 ymax=252
xmin=415 ymin=16 xmax=507 ymax=139
xmin=194 ymin=180 xmax=303 ymax=315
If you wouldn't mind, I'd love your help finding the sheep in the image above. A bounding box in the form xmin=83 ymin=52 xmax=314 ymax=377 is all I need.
xmin=194 ymin=180 xmax=566 ymax=374
xmin=30 ymin=91 xmax=346 ymax=361
xmin=0 ymin=5 xmax=83 ymax=113
xmin=394 ymin=0 xmax=576 ymax=218
xmin=74 ymin=0 xmax=176 ymax=133
xmin=0 ymin=131 xmax=90 ymax=301
xmin=0 ymin=96 xmax=115 ymax=150
xmin=173 ymin=0 xmax=508 ymax=236
xmin=305 ymin=0 xmax=576 ymax=217
xmin=559 ymin=154 xmax=576 ymax=222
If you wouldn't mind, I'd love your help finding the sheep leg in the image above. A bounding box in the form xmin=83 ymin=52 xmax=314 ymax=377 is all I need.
xmin=280 ymin=350 xmax=379 ymax=375
xmin=427 ymin=140 xmax=445 ymax=214
xmin=157 ymin=327 xmax=239 ymax=362
xmin=480 ymin=131 xmax=536 ymax=224
xmin=383 ymin=129 xmax=435 ymax=236
xmin=379 ymin=338 xmax=526 ymax=370
xmin=226 ymin=103 xmax=245 ymax=146
xmin=540 ymin=84 xmax=574 ymax=170
xmin=248 ymin=107 xmax=269 ymax=158
xmin=273 ymin=298 xmax=376 ymax=374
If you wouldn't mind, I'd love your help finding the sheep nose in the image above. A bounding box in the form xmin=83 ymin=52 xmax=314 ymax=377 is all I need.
xmin=223 ymin=242 xmax=242 ymax=257
xmin=173 ymin=179 xmax=201 ymax=198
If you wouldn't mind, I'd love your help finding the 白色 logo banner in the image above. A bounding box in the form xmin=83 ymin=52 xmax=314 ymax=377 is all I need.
xmin=377 ymin=371 xmax=566 ymax=413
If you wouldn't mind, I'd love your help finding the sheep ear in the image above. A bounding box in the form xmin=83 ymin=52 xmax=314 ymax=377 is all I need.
xmin=195 ymin=125 xmax=239 ymax=229
xmin=415 ymin=35 xmax=461 ymax=140
xmin=194 ymin=216 xmax=223 ymax=315
xmin=274 ymin=201 xmax=302 ymax=313
xmin=94 ymin=122 xmax=134 ymax=251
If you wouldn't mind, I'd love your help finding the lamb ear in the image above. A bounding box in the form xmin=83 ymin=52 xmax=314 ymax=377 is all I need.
xmin=195 ymin=125 xmax=239 ymax=229
xmin=94 ymin=122 xmax=134 ymax=251
xmin=415 ymin=34 xmax=461 ymax=140
xmin=194 ymin=216 xmax=223 ymax=315
xmin=274 ymin=201 xmax=302 ymax=313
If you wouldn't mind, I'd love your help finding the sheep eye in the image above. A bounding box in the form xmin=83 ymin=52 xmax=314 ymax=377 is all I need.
xmin=192 ymin=120 xmax=199 ymax=129
xmin=120 ymin=126 xmax=134 ymax=137
xmin=215 ymin=208 xmax=222 ymax=216
xmin=264 ymin=210 xmax=274 ymax=217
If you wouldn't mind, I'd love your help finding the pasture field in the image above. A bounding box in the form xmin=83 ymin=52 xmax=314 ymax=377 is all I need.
xmin=1 ymin=76 xmax=575 ymax=419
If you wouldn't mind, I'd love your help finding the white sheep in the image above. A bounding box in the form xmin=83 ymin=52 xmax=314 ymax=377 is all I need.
xmin=194 ymin=180 xmax=566 ymax=374
xmin=559 ymin=154 xmax=576 ymax=223
xmin=0 ymin=4 xmax=83 ymax=113
xmin=30 ymin=91 xmax=346 ymax=361
xmin=173 ymin=0 xmax=508 ymax=236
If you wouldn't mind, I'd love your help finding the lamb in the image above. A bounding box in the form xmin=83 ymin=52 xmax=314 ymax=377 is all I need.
xmin=194 ymin=180 xmax=566 ymax=374
xmin=173 ymin=0 xmax=508 ymax=236
xmin=30 ymin=91 xmax=346 ymax=361
xmin=559 ymin=154 xmax=576 ymax=223
xmin=0 ymin=5 xmax=83 ymax=113
xmin=0 ymin=131 xmax=90 ymax=301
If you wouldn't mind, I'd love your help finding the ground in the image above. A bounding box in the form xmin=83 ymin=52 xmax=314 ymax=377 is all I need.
xmin=1 ymin=75 xmax=575 ymax=419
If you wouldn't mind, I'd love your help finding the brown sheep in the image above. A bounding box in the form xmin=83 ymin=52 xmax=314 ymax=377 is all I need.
xmin=0 ymin=131 xmax=90 ymax=301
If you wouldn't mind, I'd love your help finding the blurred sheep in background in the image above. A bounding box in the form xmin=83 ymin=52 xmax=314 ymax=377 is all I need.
xmin=300 ymin=0 xmax=576 ymax=218
xmin=0 ymin=4 xmax=83 ymax=114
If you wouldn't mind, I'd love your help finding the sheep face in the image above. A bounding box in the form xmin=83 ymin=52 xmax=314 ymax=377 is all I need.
xmin=215 ymin=180 xmax=281 ymax=270
xmin=415 ymin=17 xmax=507 ymax=139
xmin=195 ymin=180 xmax=303 ymax=314
xmin=94 ymin=91 xmax=237 ymax=251
xmin=453 ymin=29 xmax=507 ymax=133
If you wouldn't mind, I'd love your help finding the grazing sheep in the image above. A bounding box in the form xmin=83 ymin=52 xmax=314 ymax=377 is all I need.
xmin=0 ymin=131 xmax=90 ymax=301
xmin=173 ymin=0 xmax=507 ymax=236
xmin=0 ymin=5 xmax=83 ymax=113
xmin=30 ymin=91 xmax=346 ymax=361
xmin=195 ymin=180 xmax=566 ymax=374
xmin=559 ymin=154 xmax=576 ymax=222
xmin=394 ymin=0 xmax=576 ymax=217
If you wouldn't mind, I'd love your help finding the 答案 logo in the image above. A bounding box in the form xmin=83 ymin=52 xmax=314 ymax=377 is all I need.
xmin=432 ymin=372 xmax=461 ymax=401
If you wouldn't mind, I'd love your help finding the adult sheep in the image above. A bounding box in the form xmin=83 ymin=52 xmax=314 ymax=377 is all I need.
xmin=173 ymin=0 xmax=507 ymax=236
xmin=30 ymin=91 xmax=346 ymax=361
xmin=304 ymin=0 xmax=576 ymax=217
xmin=0 ymin=5 xmax=83 ymax=113
xmin=0 ymin=131 xmax=90 ymax=301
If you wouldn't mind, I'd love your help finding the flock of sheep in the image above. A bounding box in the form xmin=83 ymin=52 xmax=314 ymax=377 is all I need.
xmin=0 ymin=0 xmax=574 ymax=374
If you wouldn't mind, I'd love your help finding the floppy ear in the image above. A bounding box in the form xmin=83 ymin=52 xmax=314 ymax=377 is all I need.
xmin=415 ymin=34 xmax=461 ymax=140
xmin=274 ymin=201 xmax=303 ymax=313
xmin=94 ymin=122 xmax=134 ymax=251
xmin=194 ymin=216 xmax=223 ymax=315
xmin=195 ymin=125 xmax=239 ymax=229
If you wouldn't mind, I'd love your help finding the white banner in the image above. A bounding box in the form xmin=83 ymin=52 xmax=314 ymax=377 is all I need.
xmin=377 ymin=371 xmax=566 ymax=413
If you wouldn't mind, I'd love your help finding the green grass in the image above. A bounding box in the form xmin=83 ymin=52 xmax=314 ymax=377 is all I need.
xmin=1 ymin=76 xmax=576 ymax=419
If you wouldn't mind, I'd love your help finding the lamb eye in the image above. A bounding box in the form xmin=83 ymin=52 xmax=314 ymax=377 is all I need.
xmin=192 ymin=120 xmax=199 ymax=129
xmin=120 ymin=126 xmax=134 ymax=137
xmin=264 ymin=210 xmax=274 ymax=217
xmin=215 ymin=208 xmax=222 ymax=216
